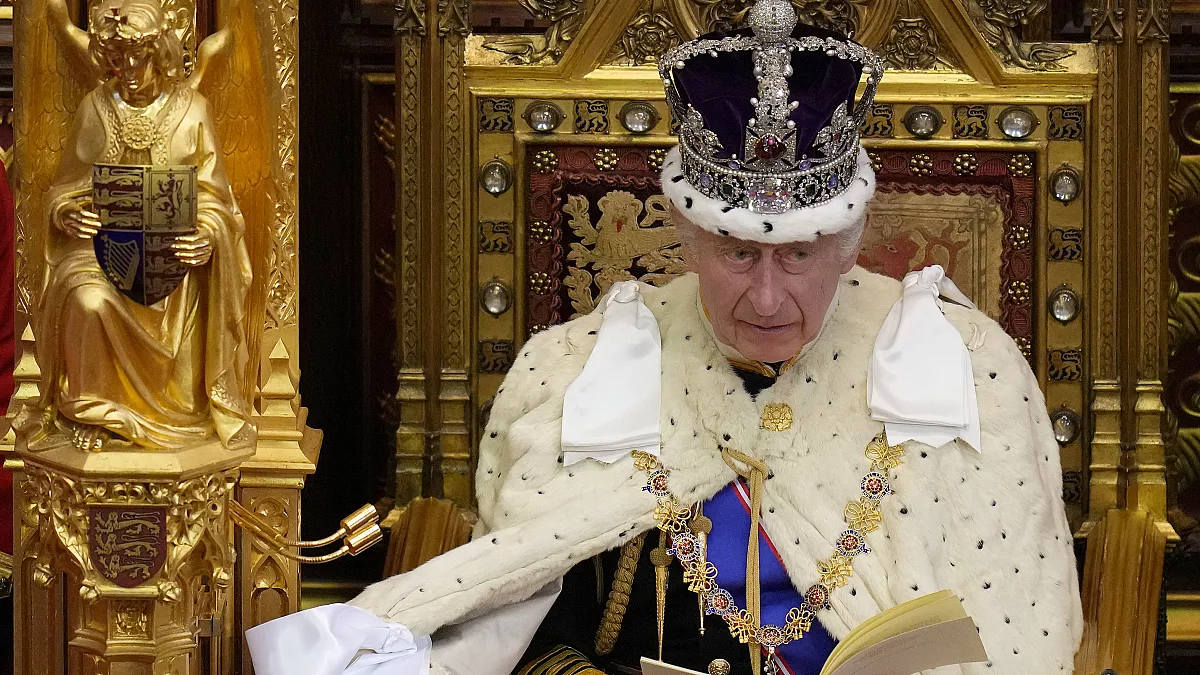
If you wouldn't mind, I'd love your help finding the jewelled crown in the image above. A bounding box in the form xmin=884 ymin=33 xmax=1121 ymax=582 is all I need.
xmin=659 ymin=0 xmax=884 ymax=215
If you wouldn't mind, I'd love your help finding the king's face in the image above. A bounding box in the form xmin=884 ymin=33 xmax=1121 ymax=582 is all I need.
xmin=686 ymin=223 xmax=850 ymax=363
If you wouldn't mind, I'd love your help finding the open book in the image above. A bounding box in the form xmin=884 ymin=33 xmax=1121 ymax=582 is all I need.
xmin=641 ymin=590 xmax=988 ymax=675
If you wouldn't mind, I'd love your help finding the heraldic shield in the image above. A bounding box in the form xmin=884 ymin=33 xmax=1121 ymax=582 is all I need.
xmin=87 ymin=505 xmax=168 ymax=588
xmin=92 ymin=164 xmax=198 ymax=305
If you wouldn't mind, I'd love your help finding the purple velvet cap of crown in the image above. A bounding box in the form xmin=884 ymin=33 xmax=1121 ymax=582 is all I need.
xmin=671 ymin=22 xmax=865 ymax=167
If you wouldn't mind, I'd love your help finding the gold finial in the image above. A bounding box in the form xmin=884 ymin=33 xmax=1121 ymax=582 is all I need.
xmin=708 ymin=658 xmax=732 ymax=675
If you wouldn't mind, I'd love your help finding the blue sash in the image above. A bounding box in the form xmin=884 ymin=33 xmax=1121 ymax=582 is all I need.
xmin=706 ymin=481 xmax=838 ymax=675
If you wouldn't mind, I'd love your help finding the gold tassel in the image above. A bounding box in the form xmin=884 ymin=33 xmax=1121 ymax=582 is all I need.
xmin=650 ymin=530 xmax=673 ymax=662
xmin=721 ymin=447 xmax=771 ymax=675
xmin=691 ymin=505 xmax=713 ymax=636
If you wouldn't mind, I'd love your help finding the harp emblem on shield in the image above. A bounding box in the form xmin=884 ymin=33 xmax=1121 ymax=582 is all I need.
xmin=91 ymin=164 xmax=198 ymax=305
xmin=97 ymin=235 xmax=141 ymax=291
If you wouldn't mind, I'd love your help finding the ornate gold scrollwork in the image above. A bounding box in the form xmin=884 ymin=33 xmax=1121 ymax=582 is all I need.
xmin=965 ymin=0 xmax=1073 ymax=70
xmin=689 ymin=0 xmax=865 ymax=36
xmin=19 ymin=465 xmax=235 ymax=604
xmin=480 ymin=0 xmax=588 ymax=65
xmin=606 ymin=5 xmax=685 ymax=67
xmin=881 ymin=0 xmax=958 ymax=71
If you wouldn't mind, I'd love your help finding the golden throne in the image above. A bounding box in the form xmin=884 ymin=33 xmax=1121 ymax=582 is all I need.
xmin=391 ymin=1 xmax=1178 ymax=673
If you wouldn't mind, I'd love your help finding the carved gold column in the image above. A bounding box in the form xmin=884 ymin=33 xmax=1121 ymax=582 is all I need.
xmin=434 ymin=0 xmax=473 ymax=507
xmin=394 ymin=0 xmax=429 ymax=508
xmin=1129 ymin=0 xmax=1171 ymax=522
xmin=393 ymin=0 xmax=474 ymax=509
xmin=235 ymin=340 xmax=317 ymax=675
xmin=1087 ymin=0 xmax=1175 ymax=533
xmin=1088 ymin=0 xmax=1124 ymax=526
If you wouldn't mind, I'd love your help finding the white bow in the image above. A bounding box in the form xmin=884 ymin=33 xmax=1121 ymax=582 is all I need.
xmin=561 ymin=281 xmax=662 ymax=466
xmin=246 ymin=603 xmax=431 ymax=675
xmin=868 ymin=266 xmax=981 ymax=452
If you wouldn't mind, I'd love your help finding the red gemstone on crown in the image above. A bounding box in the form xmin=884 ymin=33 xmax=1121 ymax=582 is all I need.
xmin=754 ymin=134 xmax=785 ymax=160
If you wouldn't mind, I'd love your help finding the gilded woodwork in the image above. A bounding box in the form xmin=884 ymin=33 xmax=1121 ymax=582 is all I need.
xmin=10 ymin=1 xmax=318 ymax=673
xmin=881 ymin=0 xmax=960 ymax=70
xmin=479 ymin=0 xmax=589 ymax=65
xmin=965 ymin=0 xmax=1073 ymax=70
xmin=395 ymin=0 xmax=429 ymax=507
xmin=605 ymin=1 xmax=686 ymax=67
xmin=382 ymin=497 xmax=476 ymax=576
xmin=1074 ymin=509 xmax=1167 ymax=675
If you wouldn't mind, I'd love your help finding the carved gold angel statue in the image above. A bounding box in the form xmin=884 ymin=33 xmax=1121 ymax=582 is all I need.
xmin=17 ymin=0 xmax=258 ymax=452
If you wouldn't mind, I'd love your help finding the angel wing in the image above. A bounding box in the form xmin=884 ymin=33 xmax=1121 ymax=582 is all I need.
xmin=194 ymin=0 xmax=285 ymax=388
xmin=13 ymin=1 xmax=101 ymax=319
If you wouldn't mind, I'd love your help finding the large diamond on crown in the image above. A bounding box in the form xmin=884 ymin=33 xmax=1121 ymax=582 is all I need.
xmin=747 ymin=177 xmax=794 ymax=214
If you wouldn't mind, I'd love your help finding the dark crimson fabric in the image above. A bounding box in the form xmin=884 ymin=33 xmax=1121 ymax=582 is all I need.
xmin=0 ymin=161 xmax=14 ymax=556
xmin=670 ymin=23 xmax=864 ymax=165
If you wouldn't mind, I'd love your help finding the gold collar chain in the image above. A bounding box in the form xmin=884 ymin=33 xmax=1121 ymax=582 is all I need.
xmin=633 ymin=432 xmax=904 ymax=671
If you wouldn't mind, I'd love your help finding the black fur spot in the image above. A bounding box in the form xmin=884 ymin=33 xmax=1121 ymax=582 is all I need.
xmin=721 ymin=205 xmax=734 ymax=213
xmin=763 ymin=221 xmax=774 ymax=233
xmin=671 ymin=175 xmax=684 ymax=183
xmin=685 ymin=197 xmax=693 ymax=208
xmin=718 ymin=229 xmax=729 ymax=236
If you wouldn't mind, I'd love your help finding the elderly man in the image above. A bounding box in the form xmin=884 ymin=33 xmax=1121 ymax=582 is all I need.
xmin=248 ymin=3 xmax=1081 ymax=674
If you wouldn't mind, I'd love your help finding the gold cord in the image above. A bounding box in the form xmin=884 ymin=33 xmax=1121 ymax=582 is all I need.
xmin=721 ymin=447 xmax=770 ymax=675
xmin=594 ymin=532 xmax=647 ymax=656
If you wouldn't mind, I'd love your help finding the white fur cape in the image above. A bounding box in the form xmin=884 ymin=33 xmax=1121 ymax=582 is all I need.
xmin=353 ymin=269 xmax=1083 ymax=674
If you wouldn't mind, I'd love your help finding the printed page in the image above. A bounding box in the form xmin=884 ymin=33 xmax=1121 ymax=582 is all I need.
xmin=822 ymin=590 xmax=966 ymax=674
xmin=825 ymin=617 xmax=988 ymax=675
xmin=640 ymin=657 xmax=706 ymax=675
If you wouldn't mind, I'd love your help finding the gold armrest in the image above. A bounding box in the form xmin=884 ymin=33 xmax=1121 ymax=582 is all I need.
xmin=1074 ymin=509 xmax=1167 ymax=675
xmin=383 ymin=497 xmax=477 ymax=577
